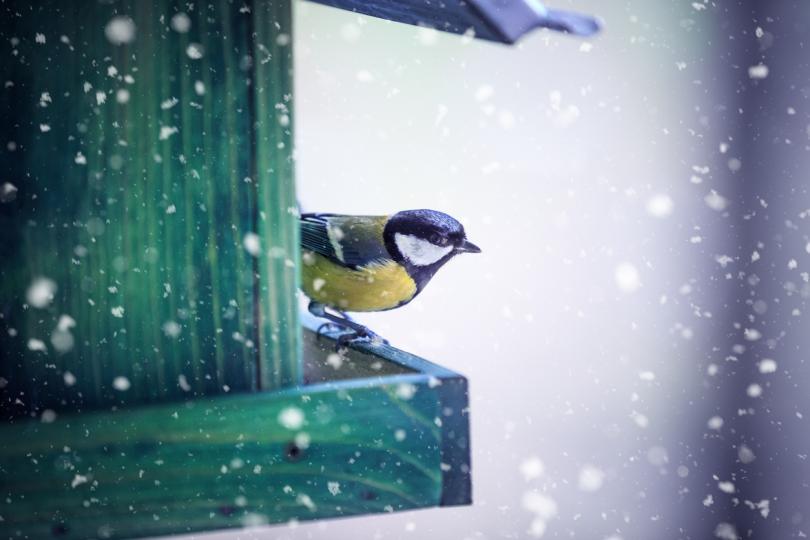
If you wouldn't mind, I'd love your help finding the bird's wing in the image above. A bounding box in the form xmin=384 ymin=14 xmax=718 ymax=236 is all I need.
xmin=300 ymin=213 xmax=391 ymax=268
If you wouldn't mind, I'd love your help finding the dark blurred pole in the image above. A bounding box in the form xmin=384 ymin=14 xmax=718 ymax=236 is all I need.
xmin=668 ymin=3 xmax=751 ymax=538
xmin=673 ymin=2 xmax=810 ymax=538
xmin=729 ymin=1 xmax=810 ymax=537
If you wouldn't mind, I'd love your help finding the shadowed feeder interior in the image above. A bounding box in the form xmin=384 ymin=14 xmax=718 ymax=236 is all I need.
xmin=0 ymin=0 xmax=299 ymax=415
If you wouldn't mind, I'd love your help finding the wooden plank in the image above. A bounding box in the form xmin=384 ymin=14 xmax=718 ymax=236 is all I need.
xmin=0 ymin=326 xmax=471 ymax=539
xmin=0 ymin=377 xmax=451 ymax=538
xmin=301 ymin=321 xmax=472 ymax=506
xmin=340 ymin=337 xmax=472 ymax=506
xmin=0 ymin=0 xmax=300 ymax=419
xmin=251 ymin=0 xmax=302 ymax=389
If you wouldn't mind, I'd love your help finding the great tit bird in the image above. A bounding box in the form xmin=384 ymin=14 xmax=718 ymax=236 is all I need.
xmin=300 ymin=209 xmax=481 ymax=342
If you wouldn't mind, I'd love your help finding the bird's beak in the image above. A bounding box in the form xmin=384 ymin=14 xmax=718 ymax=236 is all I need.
xmin=457 ymin=239 xmax=481 ymax=254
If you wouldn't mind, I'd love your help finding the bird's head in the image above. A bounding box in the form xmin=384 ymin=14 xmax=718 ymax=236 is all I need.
xmin=383 ymin=209 xmax=480 ymax=272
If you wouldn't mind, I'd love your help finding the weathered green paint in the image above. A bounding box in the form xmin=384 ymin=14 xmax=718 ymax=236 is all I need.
xmin=251 ymin=0 xmax=300 ymax=390
xmin=0 ymin=327 xmax=471 ymax=540
xmin=0 ymin=0 xmax=300 ymax=418
xmin=0 ymin=379 xmax=440 ymax=539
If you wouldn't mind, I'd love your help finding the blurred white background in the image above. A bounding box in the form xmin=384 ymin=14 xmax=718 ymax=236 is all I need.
xmin=197 ymin=1 xmax=745 ymax=538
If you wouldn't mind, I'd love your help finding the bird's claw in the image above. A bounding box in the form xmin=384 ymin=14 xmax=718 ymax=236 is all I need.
xmin=333 ymin=326 xmax=389 ymax=352
xmin=336 ymin=332 xmax=359 ymax=351
xmin=316 ymin=322 xmax=343 ymax=341
xmin=364 ymin=329 xmax=389 ymax=346
xmin=309 ymin=301 xmax=389 ymax=350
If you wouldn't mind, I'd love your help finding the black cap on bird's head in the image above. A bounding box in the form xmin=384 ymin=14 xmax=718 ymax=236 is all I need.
xmin=383 ymin=210 xmax=480 ymax=278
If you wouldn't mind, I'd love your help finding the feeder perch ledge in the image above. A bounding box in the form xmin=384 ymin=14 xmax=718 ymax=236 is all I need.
xmin=0 ymin=323 xmax=471 ymax=539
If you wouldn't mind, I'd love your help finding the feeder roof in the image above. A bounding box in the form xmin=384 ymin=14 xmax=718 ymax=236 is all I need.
xmin=306 ymin=0 xmax=600 ymax=44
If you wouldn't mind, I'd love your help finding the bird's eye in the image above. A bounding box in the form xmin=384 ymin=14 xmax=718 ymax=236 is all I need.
xmin=430 ymin=233 xmax=446 ymax=246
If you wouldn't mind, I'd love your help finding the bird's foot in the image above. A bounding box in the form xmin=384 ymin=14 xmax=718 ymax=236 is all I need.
xmin=333 ymin=324 xmax=388 ymax=351
xmin=316 ymin=322 xmax=344 ymax=340
xmin=309 ymin=301 xmax=389 ymax=350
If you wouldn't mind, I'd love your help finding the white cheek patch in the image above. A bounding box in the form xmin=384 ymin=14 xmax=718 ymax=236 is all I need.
xmin=394 ymin=233 xmax=453 ymax=266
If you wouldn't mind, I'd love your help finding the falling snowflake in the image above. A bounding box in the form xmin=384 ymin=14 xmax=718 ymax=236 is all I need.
xmin=578 ymin=465 xmax=605 ymax=492
xmin=159 ymin=126 xmax=178 ymax=140
xmin=278 ymin=406 xmax=305 ymax=430
xmin=26 ymin=277 xmax=57 ymax=308
xmin=243 ymin=232 xmax=261 ymax=256
xmin=186 ymin=43 xmax=204 ymax=59
xmin=170 ymin=13 xmax=191 ymax=33
xmin=105 ymin=16 xmax=136 ymax=45
xmin=112 ymin=376 xmax=131 ymax=391
xmin=614 ymin=263 xmax=641 ymax=293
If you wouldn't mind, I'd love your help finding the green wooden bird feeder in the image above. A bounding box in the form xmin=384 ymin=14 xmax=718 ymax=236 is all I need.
xmin=0 ymin=1 xmax=597 ymax=538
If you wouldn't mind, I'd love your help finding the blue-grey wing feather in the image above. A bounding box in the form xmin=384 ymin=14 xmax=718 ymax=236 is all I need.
xmin=300 ymin=215 xmax=338 ymax=260
xmin=300 ymin=213 xmax=390 ymax=269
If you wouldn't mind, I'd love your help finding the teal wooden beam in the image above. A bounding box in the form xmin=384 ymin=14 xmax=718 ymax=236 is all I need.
xmin=0 ymin=326 xmax=471 ymax=539
xmin=0 ymin=0 xmax=300 ymax=419
xmin=251 ymin=0 xmax=301 ymax=390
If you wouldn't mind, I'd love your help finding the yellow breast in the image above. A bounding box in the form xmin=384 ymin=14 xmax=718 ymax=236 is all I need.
xmin=301 ymin=251 xmax=417 ymax=312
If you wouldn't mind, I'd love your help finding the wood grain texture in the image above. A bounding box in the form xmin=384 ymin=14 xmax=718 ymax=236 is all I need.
xmin=251 ymin=0 xmax=301 ymax=389
xmin=0 ymin=328 xmax=471 ymax=539
xmin=0 ymin=0 xmax=299 ymax=419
